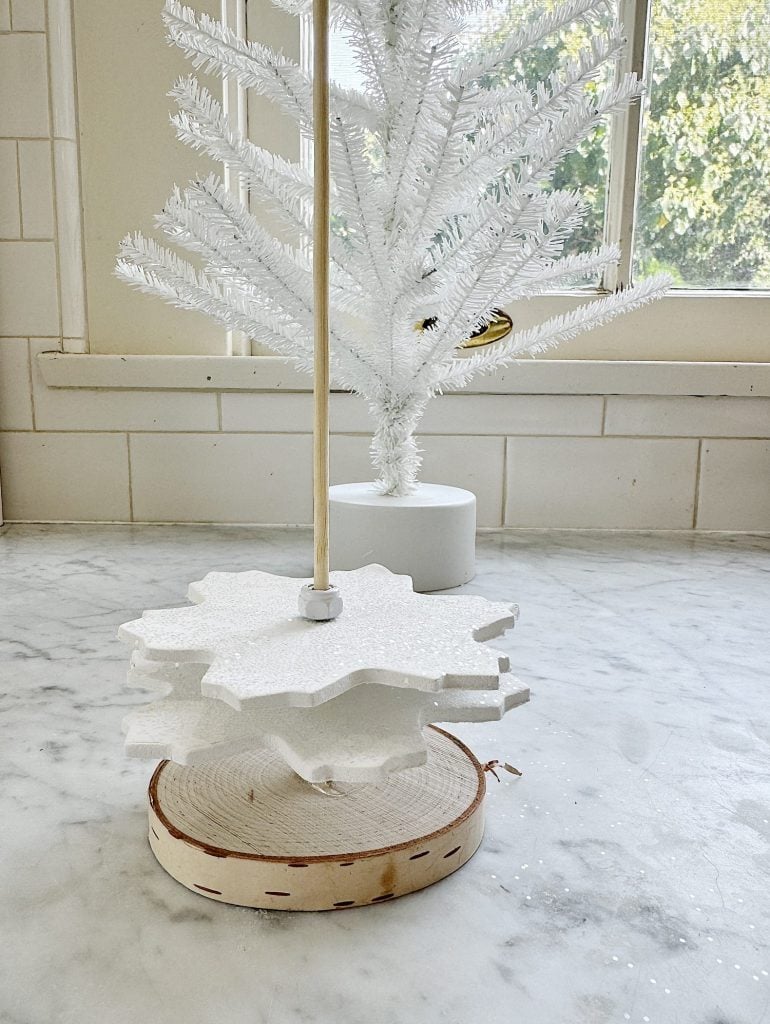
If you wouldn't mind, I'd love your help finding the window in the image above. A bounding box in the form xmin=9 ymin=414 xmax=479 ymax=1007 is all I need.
xmin=68 ymin=0 xmax=768 ymax=360
xmin=329 ymin=1 xmax=613 ymax=260
xmin=328 ymin=0 xmax=770 ymax=296
xmin=634 ymin=0 xmax=770 ymax=289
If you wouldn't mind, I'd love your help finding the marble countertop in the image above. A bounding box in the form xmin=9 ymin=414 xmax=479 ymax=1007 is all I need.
xmin=1 ymin=525 xmax=768 ymax=1024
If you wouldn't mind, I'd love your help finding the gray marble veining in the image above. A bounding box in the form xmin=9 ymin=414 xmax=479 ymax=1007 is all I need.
xmin=1 ymin=524 xmax=769 ymax=1024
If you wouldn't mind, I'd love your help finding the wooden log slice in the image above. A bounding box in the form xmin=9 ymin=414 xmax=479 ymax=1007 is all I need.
xmin=147 ymin=726 xmax=485 ymax=910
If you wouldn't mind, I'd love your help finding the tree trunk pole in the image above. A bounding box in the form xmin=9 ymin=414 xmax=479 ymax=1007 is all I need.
xmin=313 ymin=0 xmax=331 ymax=591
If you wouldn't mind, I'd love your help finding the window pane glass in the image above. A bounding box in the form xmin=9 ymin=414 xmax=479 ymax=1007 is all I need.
xmin=329 ymin=1 xmax=611 ymax=261
xmin=466 ymin=2 xmax=612 ymax=258
xmin=634 ymin=0 xmax=770 ymax=289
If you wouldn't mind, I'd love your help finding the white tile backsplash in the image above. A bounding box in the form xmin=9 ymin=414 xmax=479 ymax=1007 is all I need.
xmin=0 ymin=34 xmax=49 ymax=137
xmin=506 ymin=437 xmax=699 ymax=529
xmin=697 ymin=440 xmax=770 ymax=531
xmin=223 ymin=393 xmax=604 ymax=438
xmin=28 ymin=339 xmax=219 ymax=431
xmin=129 ymin=433 xmax=313 ymax=524
xmin=0 ymin=0 xmax=10 ymax=31
xmin=222 ymin=392 xmax=369 ymax=434
xmin=0 ymin=140 xmax=20 ymax=238
xmin=0 ymin=400 xmax=766 ymax=527
xmin=0 ymin=338 xmax=33 ymax=429
xmin=0 ymin=242 xmax=58 ymax=335
xmin=0 ymin=431 xmax=130 ymax=521
xmin=606 ymin=396 xmax=770 ymax=438
xmin=18 ymin=140 xmax=54 ymax=239
xmin=331 ymin=434 xmax=505 ymax=527
xmin=419 ymin=394 xmax=604 ymax=435
xmin=11 ymin=0 xmax=45 ymax=31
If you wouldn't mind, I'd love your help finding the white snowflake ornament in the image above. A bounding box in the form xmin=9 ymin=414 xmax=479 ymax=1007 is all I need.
xmin=122 ymin=668 xmax=529 ymax=782
xmin=119 ymin=564 xmax=517 ymax=710
xmin=127 ymin=652 xmax=203 ymax=697
xmin=119 ymin=564 xmax=526 ymax=784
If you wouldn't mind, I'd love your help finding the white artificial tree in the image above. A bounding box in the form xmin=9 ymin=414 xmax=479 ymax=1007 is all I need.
xmin=117 ymin=0 xmax=669 ymax=495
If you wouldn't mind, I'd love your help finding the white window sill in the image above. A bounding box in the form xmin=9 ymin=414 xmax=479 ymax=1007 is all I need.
xmin=36 ymin=352 xmax=770 ymax=397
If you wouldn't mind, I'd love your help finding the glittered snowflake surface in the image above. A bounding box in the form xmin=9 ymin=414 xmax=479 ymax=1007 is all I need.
xmin=123 ymin=672 xmax=529 ymax=783
xmin=120 ymin=564 xmax=517 ymax=710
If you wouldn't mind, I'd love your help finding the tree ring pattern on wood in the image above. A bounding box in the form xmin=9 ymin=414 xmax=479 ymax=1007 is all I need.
xmin=147 ymin=726 xmax=486 ymax=910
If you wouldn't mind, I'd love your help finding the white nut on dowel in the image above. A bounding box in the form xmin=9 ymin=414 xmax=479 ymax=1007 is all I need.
xmin=298 ymin=583 xmax=343 ymax=621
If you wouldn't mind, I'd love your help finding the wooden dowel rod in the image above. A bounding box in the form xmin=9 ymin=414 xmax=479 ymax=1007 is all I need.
xmin=312 ymin=0 xmax=330 ymax=592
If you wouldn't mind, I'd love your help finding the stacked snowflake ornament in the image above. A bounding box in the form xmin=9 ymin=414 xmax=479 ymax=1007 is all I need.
xmin=117 ymin=0 xmax=670 ymax=497
xmin=121 ymin=564 xmax=528 ymax=783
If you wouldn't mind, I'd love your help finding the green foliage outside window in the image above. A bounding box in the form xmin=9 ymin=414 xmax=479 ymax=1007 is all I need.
xmin=470 ymin=3 xmax=612 ymax=258
xmin=636 ymin=0 xmax=770 ymax=287
xmin=476 ymin=0 xmax=770 ymax=288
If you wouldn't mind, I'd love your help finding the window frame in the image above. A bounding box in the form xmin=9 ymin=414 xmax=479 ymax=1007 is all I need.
xmin=602 ymin=0 xmax=651 ymax=292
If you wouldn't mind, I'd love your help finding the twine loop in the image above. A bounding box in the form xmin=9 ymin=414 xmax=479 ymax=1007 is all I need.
xmin=482 ymin=760 xmax=523 ymax=782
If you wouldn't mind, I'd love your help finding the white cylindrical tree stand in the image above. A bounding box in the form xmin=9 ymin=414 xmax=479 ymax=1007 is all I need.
xmin=329 ymin=482 xmax=476 ymax=592
xmin=148 ymin=727 xmax=485 ymax=910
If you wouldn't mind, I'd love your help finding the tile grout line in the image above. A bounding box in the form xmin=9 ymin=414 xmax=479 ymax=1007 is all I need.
xmin=2 ymin=518 xmax=766 ymax=532
xmin=67 ymin=0 xmax=91 ymax=349
xmin=14 ymin=140 xmax=22 ymax=236
xmin=26 ymin=336 xmax=37 ymax=429
xmin=692 ymin=439 xmax=703 ymax=529
xmin=600 ymin=395 xmax=607 ymax=434
xmin=0 ymin=135 xmax=69 ymax=141
xmin=500 ymin=435 xmax=508 ymax=528
xmin=0 ymin=428 xmax=769 ymax=440
xmin=42 ymin=2 xmax=63 ymax=345
xmin=2 ymin=24 xmax=47 ymax=34
xmin=0 ymin=333 xmax=63 ymax=339
xmin=126 ymin=433 xmax=135 ymax=522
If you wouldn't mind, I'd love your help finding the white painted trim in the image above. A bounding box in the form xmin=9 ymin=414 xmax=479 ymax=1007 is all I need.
xmin=76 ymin=290 xmax=769 ymax=360
xmin=221 ymin=0 xmax=250 ymax=357
xmin=496 ymin=291 xmax=770 ymax=362
xmin=37 ymin=351 xmax=770 ymax=397
xmin=602 ymin=0 xmax=651 ymax=291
